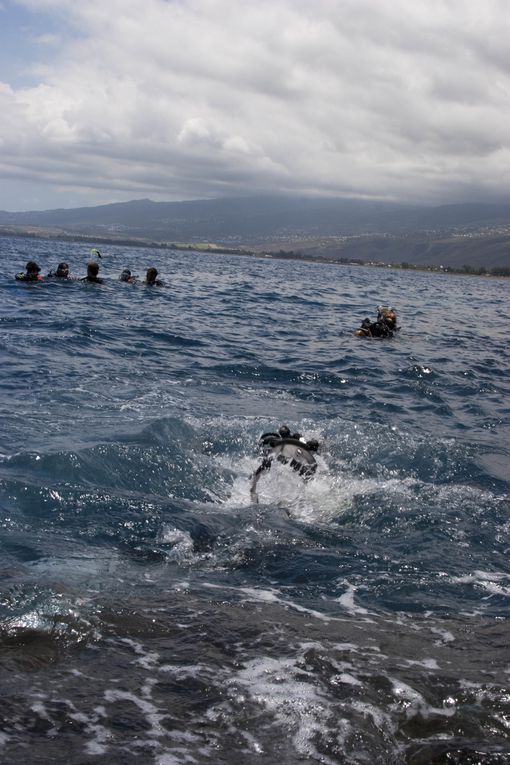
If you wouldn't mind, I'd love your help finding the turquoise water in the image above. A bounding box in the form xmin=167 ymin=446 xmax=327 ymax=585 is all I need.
xmin=1 ymin=235 xmax=509 ymax=763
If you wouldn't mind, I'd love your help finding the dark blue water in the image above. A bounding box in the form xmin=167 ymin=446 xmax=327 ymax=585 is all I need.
xmin=1 ymin=235 xmax=509 ymax=764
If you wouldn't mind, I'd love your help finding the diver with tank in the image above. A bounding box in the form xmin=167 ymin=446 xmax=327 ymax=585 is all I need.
xmin=250 ymin=425 xmax=320 ymax=502
xmin=355 ymin=305 xmax=399 ymax=338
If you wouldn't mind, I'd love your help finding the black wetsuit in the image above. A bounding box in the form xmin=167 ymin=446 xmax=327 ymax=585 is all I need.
xmin=358 ymin=317 xmax=397 ymax=337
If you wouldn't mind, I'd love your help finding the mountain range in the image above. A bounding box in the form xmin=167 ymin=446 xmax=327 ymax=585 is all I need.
xmin=1 ymin=196 xmax=510 ymax=270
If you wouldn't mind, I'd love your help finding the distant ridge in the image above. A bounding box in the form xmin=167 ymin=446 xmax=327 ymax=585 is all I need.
xmin=0 ymin=196 xmax=410 ymax=237
xmin=1 ymin=195 xmax=510 ymax=269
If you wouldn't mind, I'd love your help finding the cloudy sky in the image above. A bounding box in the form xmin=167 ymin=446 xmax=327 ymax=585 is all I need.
xmin=0 ymin=0 xmax=509 ymax=211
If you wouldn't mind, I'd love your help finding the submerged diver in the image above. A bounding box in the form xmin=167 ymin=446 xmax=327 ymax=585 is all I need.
xmin=15 ymin=261 xmax=43 ymax=281
xmin=355 ymin=306 xmax=399 ymax=338
xmin=250 ymin=425 xmax=320 ymax=502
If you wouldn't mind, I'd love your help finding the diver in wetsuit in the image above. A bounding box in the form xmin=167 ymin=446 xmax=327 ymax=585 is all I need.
xmin=47 ymin=262 xmax=71 ymax=279
xmin=145 ymin=267 xmax=163 ymax=286
xmin=119 ymin=268 xmax=137 ymax=283
xmin=15 ymin=261 xmax=43 ymax=281
xmin=250 ymin=425 xmax=320 ymax=502
xmin=355 ymin=306 xmax=399 ymax=338
xmin=81 ymin=260 xmax=104 ymax=283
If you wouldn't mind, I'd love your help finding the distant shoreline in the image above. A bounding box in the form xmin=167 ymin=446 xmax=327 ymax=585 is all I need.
xmin=1 ymin=226 xmax=508 ymax=278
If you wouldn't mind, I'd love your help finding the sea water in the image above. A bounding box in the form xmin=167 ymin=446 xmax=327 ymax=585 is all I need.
xmin=0 ymin=235 xmax=509 ymax=764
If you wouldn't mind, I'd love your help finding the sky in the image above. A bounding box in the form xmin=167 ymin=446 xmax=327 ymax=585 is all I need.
xmin=1 ymin=0 xmax=510 ymax=211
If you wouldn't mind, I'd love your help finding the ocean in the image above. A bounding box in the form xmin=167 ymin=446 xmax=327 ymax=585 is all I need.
xmin=1 ymin=235 xmax=509 ymax=764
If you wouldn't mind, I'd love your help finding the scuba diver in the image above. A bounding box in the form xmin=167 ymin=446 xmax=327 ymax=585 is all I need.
xmin=145 ymin=267 xmax=163 ymax=286
xmin=250 ymin=425 xmax=320 ymax=503
xmin=47 ymin=262 xmax=71 ymax=279
xmin=15 ymin=261 xmax=43 ymax=281
xmin=81 ymin=260 xmax=104 ymax=284
xmin=355 ymin=306 xmax=399 ymax=338
xmin=119 ymin=268 xmax=137 ymax=283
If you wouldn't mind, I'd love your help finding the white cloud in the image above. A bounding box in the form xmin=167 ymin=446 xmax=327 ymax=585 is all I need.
xmin=1 ymin=0 xmax=510 ymax=209
xmin=32 ymin=31 xmax=60 ymax=46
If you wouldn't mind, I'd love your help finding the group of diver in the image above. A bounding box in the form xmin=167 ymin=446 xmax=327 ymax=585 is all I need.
xmin=15 ymin=260 xmax=164 ymax=286
xmin=14 ymin=251 xmax=398 ymax=498
xmin=15 ymin=261 xmax=398 ymax=336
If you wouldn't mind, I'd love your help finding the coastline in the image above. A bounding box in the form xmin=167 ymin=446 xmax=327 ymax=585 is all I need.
xmin=1 ymin=225 xmax=508 ymax=278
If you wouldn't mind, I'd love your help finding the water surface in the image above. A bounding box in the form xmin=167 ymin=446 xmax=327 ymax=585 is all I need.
xmin=1 ymin=236 xmax=509 ymax=763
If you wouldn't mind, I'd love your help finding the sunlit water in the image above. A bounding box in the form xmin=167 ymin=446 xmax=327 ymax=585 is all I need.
xmin=1 ymin=235 xmax=509 ymax=764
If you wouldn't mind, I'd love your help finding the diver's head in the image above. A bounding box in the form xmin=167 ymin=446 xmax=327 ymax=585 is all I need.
xmin=377 ymin=306 xmax=397 ymax=329
xmin=120 ymin=268 xmax=132 ymax=282
xmin=26 ymin=260 xmax=40 ymax=275
xmin=56 ymin=262 xmax=69 ymax=277
xmin=87 ymin=260 xmax=99 ymax=277
xmin=146 ymin=267 xmax=158 ymax=283
xmin=278 ymin=425 xmax=291 ymax=438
